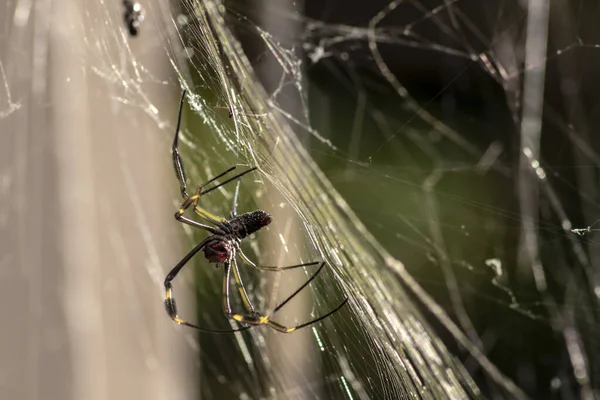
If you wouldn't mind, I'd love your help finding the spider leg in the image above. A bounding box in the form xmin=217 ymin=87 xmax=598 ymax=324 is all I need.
xmin=199 ymin=167 xmax=256 ymax=196
xmin=265 ymin=262 xmax=348 ymax=332
xmin=174 ymin=168 xmax=239 ymax=225
xmin=171 ymin=90 xmax=254 ymax=225
xmin=221 ymin=256 xmax=260 ymax=321
xmin=172 ymin=90 xmax=189 ymax=199
xmin=171 ymin=90 xmax=252 ymax=196
xmin=171 ymin=90 xmax=225 ymax=226
xmin=164 ymin=237 xmax=209 ymax=288
xmin=230 ymin=255 xmax=257 ymax=313
xmin=184 ymin=164 xmax=256 ymax=225
xmin=222 ymin=255 xmax=283 ymax=330
xmin=176 ymin=191 xmax=226 ymax=225
xmin=171 ymin=90 xmax=239 ymax=198
xmin=175 ymin=214 xmax=216 ymax=232
xmin=272 ymin=261 xmax=327 ymax=313
xmin=164 ymin=237 xmax=248 ymax=333
xmin=226 ymin=261 xmax=348 ymax=333
xmin=238 ymin=250 xmax=320 ymax=271
xmin=187 ymin=167 xmax=256 ymax=224
xmin=230 ymin=179 xmax=241 ymax=218
xmin=279 ymin=298 xmax=348 ymax=332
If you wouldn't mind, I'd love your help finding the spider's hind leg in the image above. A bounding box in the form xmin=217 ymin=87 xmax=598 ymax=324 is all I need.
xmin=163 ymin=237 xmax=249 ymax=333
xmin=269 ymin=262 xmax=348 ymax=332
xmin=226 ymin=261 xmax=348 ymax=333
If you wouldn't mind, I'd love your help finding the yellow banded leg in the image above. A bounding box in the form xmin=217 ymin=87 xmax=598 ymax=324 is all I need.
xmin=266 ymin=319 xmax=297 ymax=333
xmin=194 ymin=205 xmax=227 ymax=224
xmin=190 ymin=185 xmax=227 ymax=224
xmin=175 ymin=191 xmax=226 ymax=226
xmin=164 ymin=284 xmax=186 ymax=324
xmin=222 ymin=263 xmax=233 ymax=316
xmin=228 ymin=312 xmax=297 ymax=333
xmin=224 ymin=260 xmax=347 ymax=333
xmin=231 ymin=258 xmax=256 ymax=313
xmin=175 ymin=194 xmax=200 ymax=220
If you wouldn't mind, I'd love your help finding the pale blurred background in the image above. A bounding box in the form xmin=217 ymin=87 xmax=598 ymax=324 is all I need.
xmin=0 ymin=0 xmax=196 ymax=398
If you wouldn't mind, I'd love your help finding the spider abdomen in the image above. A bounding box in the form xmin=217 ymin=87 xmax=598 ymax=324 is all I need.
xmin=203 ymin=240 xmax=232 ymax=264
xmin=231 ymin=210 xmax=272 ymax=239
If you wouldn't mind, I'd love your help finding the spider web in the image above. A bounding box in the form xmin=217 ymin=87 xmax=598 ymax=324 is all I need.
xmin=2 ymin=0 xmax=600 ymax=399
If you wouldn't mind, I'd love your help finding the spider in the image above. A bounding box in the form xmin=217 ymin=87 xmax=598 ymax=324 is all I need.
xmin=164 ymin=90 xmax=348 ymax=333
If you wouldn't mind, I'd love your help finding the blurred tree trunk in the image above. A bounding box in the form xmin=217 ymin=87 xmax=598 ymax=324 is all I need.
xmin=0 ymin=1 xmax=197 ymax=399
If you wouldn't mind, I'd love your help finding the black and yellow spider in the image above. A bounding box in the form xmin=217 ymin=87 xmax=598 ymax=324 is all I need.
xmin=164 ymin=90 xmax=347 ymax=333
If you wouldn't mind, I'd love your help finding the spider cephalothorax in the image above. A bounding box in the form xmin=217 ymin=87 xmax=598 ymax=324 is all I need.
xmin=163 ymin=90 xmax=347 ymax=334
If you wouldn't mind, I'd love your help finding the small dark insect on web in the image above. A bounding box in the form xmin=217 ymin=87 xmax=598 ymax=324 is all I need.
xmin=571 ymin=219 xmax=600 ymax=236
xmin=123 ymin=0 xmax=144 ymax=37
xmin=163 ymin=90 xmax=348 ymax=333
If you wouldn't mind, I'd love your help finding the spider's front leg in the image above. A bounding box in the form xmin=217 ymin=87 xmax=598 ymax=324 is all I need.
xmin=172 ymin=165 xmax=257 ymax=227
xmin=171 ymin=90 xmax=227 ymax=228
xmin=171 ymin=90 xmax=255 ymax=227
xmin=174 ymin=186 xmax=225 ymax=226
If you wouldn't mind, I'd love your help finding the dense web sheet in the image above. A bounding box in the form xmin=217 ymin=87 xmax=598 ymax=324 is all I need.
xmin=164 ymin=2 xmax=497 ymax=399
xmin=4 ymin=0 xmax=600 ymax=399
